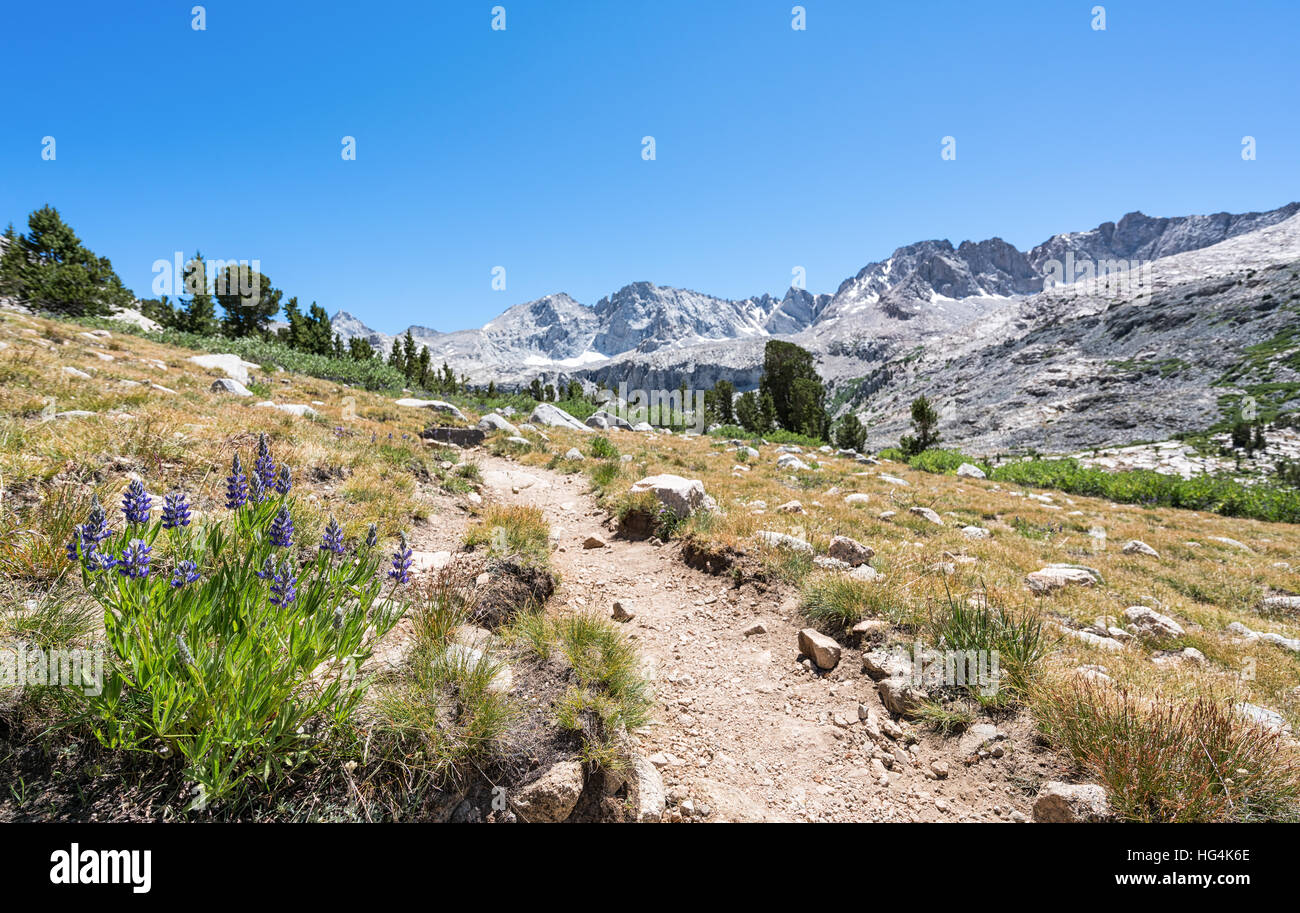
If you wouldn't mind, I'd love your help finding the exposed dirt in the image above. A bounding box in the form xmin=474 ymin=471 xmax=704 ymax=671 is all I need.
xmin=455 ymin=452 xmax=1070 ymax=823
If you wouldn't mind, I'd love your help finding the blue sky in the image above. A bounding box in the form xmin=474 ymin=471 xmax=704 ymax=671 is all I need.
xmin=3 ymin=0 xmax=1297 ymax=333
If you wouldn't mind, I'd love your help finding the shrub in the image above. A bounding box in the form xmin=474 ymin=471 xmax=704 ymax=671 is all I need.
xmin=907 ymin=448 xmax=990 ymax=476
xmin=989 ymin=458 xmax=1300 ymax=524
xmin=590 ymin=436 xmax=619 ymax=460
xmin=68 ymin=442 xmax=405 ymax=804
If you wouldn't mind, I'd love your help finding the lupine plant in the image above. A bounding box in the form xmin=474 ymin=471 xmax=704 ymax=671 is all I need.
xmin=67 ymin=442 xmax=407 ymax=805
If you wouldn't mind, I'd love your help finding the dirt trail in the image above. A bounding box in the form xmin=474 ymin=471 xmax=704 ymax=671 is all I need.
xmin=414 ymin=451 xmax=1057 ymax=823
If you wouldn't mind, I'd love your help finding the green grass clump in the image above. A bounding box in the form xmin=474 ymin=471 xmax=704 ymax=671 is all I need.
xmin=1032 ymin=680 xmax=1300 ymax=822
xmin=464 ymin=504 xmax=552 ymax=567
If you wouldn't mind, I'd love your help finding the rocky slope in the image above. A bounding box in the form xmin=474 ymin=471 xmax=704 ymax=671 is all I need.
xmin=334 ymin=201 xmax=1300 ymax=451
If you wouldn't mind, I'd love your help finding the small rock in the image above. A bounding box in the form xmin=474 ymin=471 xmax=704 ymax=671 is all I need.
xmin=908 ymin=506 xmax=943 ymax=526
xmin=511 ymin=760 xmax=585 ymax=823
xmin=827 ymin=535 xmax=873 ymax=567
xmin=797 ymin=628 xmax=842 ymax=670
xmin=1032 ymin=782 xmax=1112 ymax=823
xmin=1122 ymin=539 xmax=1160 ymax=558
xmin=611 ymin=600 xmax=635 ymax=622
xmin=1123 ymin=605 xmax=1185 ymax=638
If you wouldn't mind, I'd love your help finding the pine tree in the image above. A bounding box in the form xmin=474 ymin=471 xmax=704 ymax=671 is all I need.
xmin=388 ymin=339 xmax=404 ymax=372
xmin=735 ymin=391 xmax=769 ymax=434
xmin=401 ymin=332 xmax=418 ymax=382
xmin=214 ymin=263 xmax=281 ymax=337
xmin=0 ymin=207 xmax=134 ymax=317
xmin=900 ymin=395 xmax=941 ymax=456
xmin=178 ymin=252 xmax=216 ymax=334
xmin=417 ymin=346 xmax=432 ymax=388
xmin=836 ymin=413 xmax=867 ymax=452
xmin=758 ymin=340 xmax=827 ymax=438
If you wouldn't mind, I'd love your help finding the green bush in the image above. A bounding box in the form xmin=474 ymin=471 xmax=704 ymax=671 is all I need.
xmin=590 ymin=436 xmax=620 ymax=460
xmin=989 ymin=458 xmax=1300 ymax=524
xmin=69 ymin=447 xmax=404 ymax=805
xmin=907 ymin=448 xmax=990 ymax=476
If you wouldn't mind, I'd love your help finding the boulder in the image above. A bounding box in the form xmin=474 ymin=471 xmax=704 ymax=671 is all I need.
xmin=843 ymin=493 xmax=870 ymax=506
xmin=188 ymin=353 xmax=259 ymax=385
xmin=1122 ymin=540 xmax=1160 ymax=558
xmin=775 ymin=500 xmax=805 ymax=514
xmin=961 ymin=525 xmax=990 ymax=540
xmin=753 ymin=531 xmax=813 ymax=554
xmin=1262 ymin=594 xmax=1300 ymax=613
xmin=629 ymin=474 xmax=707 ymax=518
xmin=422 ymin=426 xmax=487 ymax=446
xmin=565 ymin=447 xmax=585 ymax=461
xmin=956 ymin=462 xmax=986 ymax=479
xmin=1122 ymin=605 xmax=1184 ymax=638
xmin=1235 ymin=702 xmax=1292 ymax=734
xmin=529 ymin=403 xmax=590 ymax=432
xmin=253 ymin=401 xmax=319 ymax=418
xmin=827 ymin=535 xmax=873 ymax=567
xmin=908 ymin=506 xmax=943 ymax=526
xmin=477 ymin=413 xmax=519 ymax=435
xmin=797 ymin=628 xmax=842 ymax=670
xmin=1032 ymin=782 xmax=1112 ymax=823
xmin=211 ymin=378 xmax=252 ymax=397
xmin=395 ymin=399 xmax=466 ymax=419
xmin=1027 ymin=566 xmax=1098 ymax=593
xmin=588 ymin=410 xmax=632 ymax=430
xmin=878 ymin=677 xmax=926 ymax=717
xmin=585 ymin=414 xmax=609 ymax=430
xmin=511 ymin=760 xmax=585 ymax=823
xmin=776 ymin=454 xmax=809 ymax=471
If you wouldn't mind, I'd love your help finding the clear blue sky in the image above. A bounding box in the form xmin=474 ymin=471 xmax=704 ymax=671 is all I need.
xmin=3 ymin=0 xmax=1297 ymax=333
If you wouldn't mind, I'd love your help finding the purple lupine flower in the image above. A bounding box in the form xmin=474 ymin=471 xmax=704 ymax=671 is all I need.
xmin=66 ymin=524 xmax=95 ymax=563
xmin=364 ymin=523 xmax=378 ymax=549
xmin=225 ymin=454 xmax=248 ymax=509
xmin=121 ymin=479 xmax=152 ymax=525
xmin=255 ymin=556 xmax=275 ymax=579
xmin=254 ymin=433 xmax=276 ymax=488
xmin=269 ymin=505 xmax=294 ymax=548
xmin=320 ymin=516 xmax=345 ymax=555
xmin=171 ymin=560 xmax=201 ymax=588
xmin=89 ymin=551 xmax=117 ymax=573
xmin=161 ymin=491 xmax=192 ymax=530
xmin=249 ymin=471 xmax=267 ymax=505
xmin=388 ymin=532 xmax=413 ymax=585
xmin=117 ymin=539 xmax=152 ymax=579
xmin=84 ymin=498 xmax=112 ymax=544
xmin=274 ymin=464 xmax=292 ymax=496
xmin=269 ymin=562 xmax=298 ymax=607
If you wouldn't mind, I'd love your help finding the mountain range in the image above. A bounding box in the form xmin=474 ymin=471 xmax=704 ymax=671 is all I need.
xmin=333 ymin=201 xmax=1300 ymax=453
